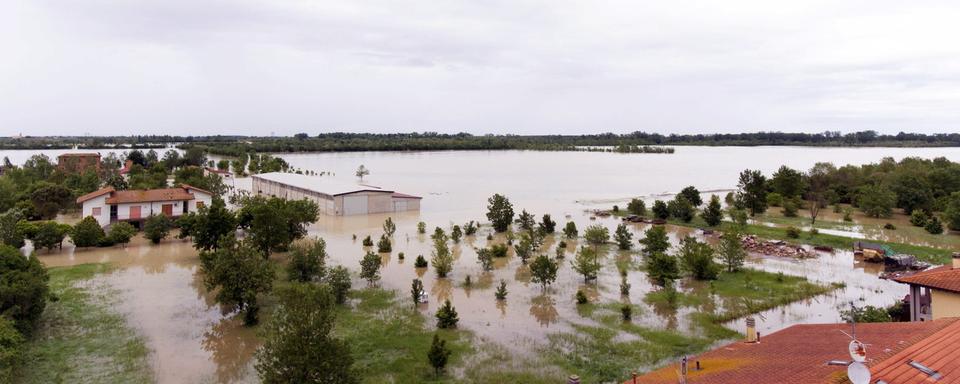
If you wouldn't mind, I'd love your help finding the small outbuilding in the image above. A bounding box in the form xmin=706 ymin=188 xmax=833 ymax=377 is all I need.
xmin=251 ymin=172 xmax=421 ymax=216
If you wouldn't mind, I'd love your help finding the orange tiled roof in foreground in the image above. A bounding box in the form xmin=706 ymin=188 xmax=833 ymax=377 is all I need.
xmin=894 ymin=265 xmax=960 ymax=293
xmin=871 ymin=318 xmax=960 ymax=383
xmin=105 ymin=188 xmax=195 ymax=204
xmin=630 ymin=318 xmax=959 ymax=384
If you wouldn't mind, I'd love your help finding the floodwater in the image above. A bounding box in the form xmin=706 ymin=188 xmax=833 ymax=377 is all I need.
xmin=10 ymin=146 xmax=960 ymax=383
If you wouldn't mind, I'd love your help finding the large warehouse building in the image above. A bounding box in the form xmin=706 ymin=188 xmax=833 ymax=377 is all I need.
xmin=250 ymin=172 xmax=422 ymax=216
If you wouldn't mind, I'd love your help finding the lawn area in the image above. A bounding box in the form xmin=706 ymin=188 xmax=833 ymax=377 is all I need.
xmin=337 ymin=288 xmax=558 ymax=384
xmin=14 ymin=263 xmax=152 ymax=384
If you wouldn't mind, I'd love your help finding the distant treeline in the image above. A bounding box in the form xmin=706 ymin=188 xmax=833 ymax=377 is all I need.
xmin=4 ymin=131 xmax=960 ymax=153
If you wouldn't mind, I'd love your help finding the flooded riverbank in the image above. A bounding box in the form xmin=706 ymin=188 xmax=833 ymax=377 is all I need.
xmin=14 ymin=146 xmax=957 ymax=383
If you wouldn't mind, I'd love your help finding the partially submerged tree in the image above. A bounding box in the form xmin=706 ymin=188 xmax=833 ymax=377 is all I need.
xmin=645 ymin=251 xmax=679 ymax=287
xmin=355 ymin=165 xmax=369 ymax=181
xmin=677 ymin=237 xmax=719 ymax=280
xmin=718 ymin=229 xmax=746 ymax=272
xmin=639 ymin=225 xmax=670 ymax=255
xmin=627 ymin=198 xmax=646 ymax=216
xmin=571 ymin=246 xmax=600 ymax=281
xmin=679 ymin=186 xmax=703 ymax=207
xmin=538 ymin=214 xmax=556 ymax=234
xmin=199 ymin=237 xmax=275 ymax=325
xmin=583 ymin=224 xmax=609 ymax=246
xmin=529 ymin=254 xmax=559 ymax=291
xmin=411 ymin=279 xmax=424 ymax=306
xmin=517 ymin=210 xmax=536 ymax=231
xmin=651 ymin=200 xmax=669 ymax=220
xmin=562 ymin=221 xmax=578 ymax=239
xmin=143 ymin=214 xmax=172 ymax=244
xmin=287 ymin=238 xmax=327 ymax=283
xmin=701 ymin=195 xmax=723 ymax=227
xmin=427 ymin=333 xmax=452 ymax=378
xmin=435 ymin=300 xmax=459 ymax=328
xmin=737 ymin=169 xmax=768 ymax=216
xmin=359 ymin=251 xmax=381 ymax=285
xmin=106 ymin=221 xmax=137 ymax=246
xmin=325 ymin=266 xmax=351 ymax=305
xmin=382 ymin=217 xmax=396 ymax=237
xmin=70 ymin=216 xmax=105 ymax=247
xmin=486 ymin=194 xmax=514 ymax=232
xmin=431 ymin=232 xmax=453 ymax=278
xmin=614 ymin=223 xmax=633 ymax=250
xmin=237 ymin=196 xmax=319 ymax=255
xmin=255 ymin=283 xmax=358 ymax=384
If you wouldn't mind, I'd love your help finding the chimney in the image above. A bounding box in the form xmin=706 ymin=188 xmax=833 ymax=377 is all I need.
xmin=745 ymin=317 xmax=758 ymax=343
xmin=953 ymin=253 xmax=960 ymax=269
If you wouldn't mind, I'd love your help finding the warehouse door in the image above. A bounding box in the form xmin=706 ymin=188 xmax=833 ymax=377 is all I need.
xmin=393 ymin=200 xmax=407 ymax=212
xmin=343 ymin=195 xmax=368 ymax=215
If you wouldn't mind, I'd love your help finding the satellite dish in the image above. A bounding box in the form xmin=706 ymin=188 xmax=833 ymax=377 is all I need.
xmin=849 ymin=340 xmax=867 ymax=362
xmin=847 ymin=362 xmax=871 ymax=384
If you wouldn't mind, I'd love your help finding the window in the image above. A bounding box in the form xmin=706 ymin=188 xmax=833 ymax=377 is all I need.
xmin=92 ymin=207 xmax=102 ymax=216
xmin=196 ymin=201 xmax=205 ymax=209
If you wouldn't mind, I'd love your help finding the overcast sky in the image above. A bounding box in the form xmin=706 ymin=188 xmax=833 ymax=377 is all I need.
xmin=2 ymin=1 xmax=959 ymax=136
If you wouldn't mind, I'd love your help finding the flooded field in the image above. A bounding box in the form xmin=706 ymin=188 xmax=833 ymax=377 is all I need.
xmin=10 ymin=146 xmax=960 ymax=383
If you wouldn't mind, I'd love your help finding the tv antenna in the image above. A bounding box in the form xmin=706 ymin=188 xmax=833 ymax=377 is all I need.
xmin=826 ymin=302 xmax=871 ymax=384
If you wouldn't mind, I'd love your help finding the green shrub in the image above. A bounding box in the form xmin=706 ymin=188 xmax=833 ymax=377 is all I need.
xmin=785 ymin=226 xmax=801 ymax=238
xmin=435 ymin=300 xmax=459 ymax=329
xmin=414 ymin=255 xmax=428 ymax=268
xmin=106 ymin=221 xmax=137 ymax=246
xmin=377 ymin=235 xmax=392 ymax=253
xmin=766 ymin=192 xmax=784 ymax=207
xmin=620 ymin=305 xmax=632 ymax=321
xmin=925 ymin=216 xmax=944 ymax=234
xmin=0 ymin=245 xmax=49 ymax=335
xmin=362 ymin=235 xmax=374 ymax=247
xmin=910 ymin=209 xmax=929 ymax=227
xmin=143 ymin=214 xmax=171 ymax=244
xmin=0 ymin=317 xmax=24 ymax=382
xmin=883 ymin=223 xmax=897 ymax=230
xmin=575 ymin=289 xmax=588 ymax=304
xmin=71 ymin=216 xmax=105 ymax=248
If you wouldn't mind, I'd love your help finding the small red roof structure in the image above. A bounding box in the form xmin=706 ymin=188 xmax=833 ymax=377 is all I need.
xmin=105 ymin=188 xmax=195 ymax=204
xmin=895 ymin=265 xmax=960 ymax=293
xmin=76 ymin=186 xmax=116 ymax=203
xmin=629 ymin=318 xmax=959 ymax=384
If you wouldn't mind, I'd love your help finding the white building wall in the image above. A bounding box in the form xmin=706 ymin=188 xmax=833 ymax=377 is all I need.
xmin=187 ymin=190 xmax=213 ymax=212
xmin=81 ymin=195 xmax=110 ymax=227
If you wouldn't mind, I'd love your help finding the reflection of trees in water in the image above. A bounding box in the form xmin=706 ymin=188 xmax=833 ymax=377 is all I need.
xmin=496 ymin=299 xmax=508 ymax=318
xmin=649 ymin=293 xmax=679 ymax=330
xmin=529 ymin=295 xmax=559 ymax=327
xmin=578 ymin=284 xmax=600 ymax=302
xmin=415 ymin=266 xmax=426 ymax=278
xmin=681 ymin=279 xmax=717 ymax=313
xmin=379 ymin=252 xmax=390 ymax=267
xmin=189 ymin=268 xmax=219 ymax=307
xmin=201 ymin=317 xmax=260 ymax=384
xmin=475 ymin=272 xmax=494 ymax=289
xmin=514 ymin=265 xmax=531 ymax=284
xmin=431 ymin=277 xmax=453 ymax=303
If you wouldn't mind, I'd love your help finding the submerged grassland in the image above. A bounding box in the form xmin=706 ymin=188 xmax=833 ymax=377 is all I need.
xmin=15 ymin=263 xmax=152 ymax=384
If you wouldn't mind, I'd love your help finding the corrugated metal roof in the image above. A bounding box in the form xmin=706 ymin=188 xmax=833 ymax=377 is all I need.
xmin=252 ymin=172 xmax=393 ymax=196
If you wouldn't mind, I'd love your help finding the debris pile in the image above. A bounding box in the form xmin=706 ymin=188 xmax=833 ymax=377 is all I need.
xmin=741 ymin=235 xmax=812 ymax=258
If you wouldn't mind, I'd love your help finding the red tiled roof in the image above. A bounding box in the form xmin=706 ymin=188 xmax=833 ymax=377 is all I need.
xmin=179 ymin=183 xmax=213 ymax=196
xmin=76 ymin=186 xmax=115 ymax=203
xmin=105 ymin=188 xmax=195 ymax=204
xmin=871 ymin=319 xmax=960 ymax=383
xmin=894 ymin=265 xmax=960 ymax=293
xmin=630 ymin=319 xmax=959 ymax=384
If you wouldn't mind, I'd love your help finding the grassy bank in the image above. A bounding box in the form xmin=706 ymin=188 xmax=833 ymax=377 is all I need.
xmin=15 ymin=263 xmax=152 ymax=384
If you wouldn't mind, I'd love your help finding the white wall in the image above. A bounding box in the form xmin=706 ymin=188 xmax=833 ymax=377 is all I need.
xmin=187 ymin=190 xmax=213 ymax=212
xmin=81 ymin=194 xmax=110 ymax=227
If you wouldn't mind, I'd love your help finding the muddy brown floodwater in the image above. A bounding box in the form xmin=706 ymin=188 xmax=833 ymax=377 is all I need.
xmin=16 ymin=146 xmax=958 ymax=383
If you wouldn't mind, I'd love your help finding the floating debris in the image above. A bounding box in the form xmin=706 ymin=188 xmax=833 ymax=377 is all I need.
xmin=741 ymin=235 xmax=812 ymax=258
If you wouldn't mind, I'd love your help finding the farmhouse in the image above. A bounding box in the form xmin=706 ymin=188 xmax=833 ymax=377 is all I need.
xmin=76 ymin=184 xmax=213 ymax=227
xmin=57 ymin=153 xmax=101 ymax=174
xmin=251 ymin=172 xmax=421 ymax=216
xmin=895 ymin=253 xmax=960 ymax=321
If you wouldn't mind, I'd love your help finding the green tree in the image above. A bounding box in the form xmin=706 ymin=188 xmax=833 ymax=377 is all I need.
xmin=255 ymin=283 xmax=358 ymax=384
xmin=679 ymin=186 xmax=703 ymax=207
xmin=639 ymin=225 xmax=670 ymax=255
xmin=435 ymin=300 xmax=459 ymax=328
xmin=645 ymin=251 xmax=679 ymax=286
xmin=857 ymin=184 xmax=896 ymax=218
xmin=571 ymin=246 xmax=600 ymax=281
xmin=31 ymin=221 xmax=69 ymax=251
xmin=718 ymin=230 xmax=746 ymax=272
xmin=583 ymin=224 xmax=610 ymax=245
xmin=737 ymin=169 xmax=768 ymax=216
xmin=30 ymin=183 xmax=73 ymax=220
xmin=538 ymin=214 xmax=556 ymax=234
xmin=417 ymin=221 xmax=426 ymax=234
xmin=562 ymin=221 xmax=578 ymax=239
xmin=143 ymin=214 xmax=172 ymax=244
xmin=359 ymin=251 xmax=381 ymax=284
xmin=529 ymin=254 xmax=559 ymax=290
xmin=0 ymin=244 xmax=49 ymax=336
xmin=517 ymin=210 xmax=536 ymax=231
xmin=476 ymin=247 xmax=494 ymax=271
xmin=614 ymin=223 xmax=633 ymax=250
xmin=238 ymin=196 xmax=319 ymax=255
xmin=910 ymin=209 xmax=929 ymax=227
xmin=325 ymin=266 xmax=351 ymax=305
xmin=0 ymin=211 xmax=26 ymax=248
xmin=377 ymin=235 xmax=392 ymax=253
xmin=174 ymin=166 xmax=227 ymax=196
xmin=514 ymin=231 xmax=539 ymax=263
xmin=0 ymin=317 xmax=24 ymax=382
xmin=770 ymin=165 xmax=806 ymax=198
xmin=177 ymin=196 xmax=237 ymax=251
xmin=942 ymin=192 xmax=960 ymax=231
xmin=106 ymin=221 xmax=137 ymax=246
xmin=199 ymin=237 xmax=275 ymax=325
xmin=71 ymin=216 xmax=105 ymax=247
xmin=383 ymin=217 xmax=396 ymax=237
xmin=677 ymin=237 xmax=719 ymax=280
xmin=427 ymin=333 xmax=452 ymax=377
xmin=925 ymin=216 xmax=944 ymax=234
xmin=287 ymin=238 xmax=327 ymax=283
xmin=450 ymin=225 xmax=462 ymax=243
xmin=701 ymin=195 xmax=723 ymax=226
xmin=431 ymin=232 xmax=453 ymax=277
xmin=668 ymin=196 xmax=695 ymax=222
xmin=411 ymin=279 xmax=424 ymax=305
xmin=627 ymin=198 xmax=646 ymax=216
xmin=495 ymin=280 xmax=508 ymax=300
xmin=652 ymin=200 xmax=669 ymax=219
xmin=486 ymin=194 xmax=514 ymax=232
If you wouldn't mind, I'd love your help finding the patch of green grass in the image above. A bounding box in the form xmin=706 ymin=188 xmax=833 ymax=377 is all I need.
xmin=706 ymin=269 xmax=841 ymax=323
xmin=335 ymin=288 xmax=469 ymax=383
xmin=15 ymin=263 xmax=152 ymax=384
